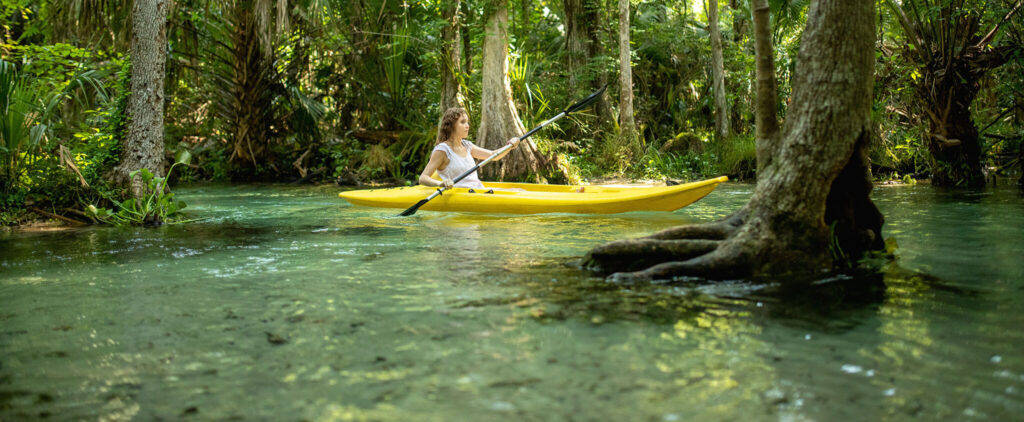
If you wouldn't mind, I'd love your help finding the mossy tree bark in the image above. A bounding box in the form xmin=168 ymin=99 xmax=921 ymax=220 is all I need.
xmin=477 ymin=0 xmax=547 ymax=180
xmin=584 ymin=0 xmax=885 ymax=283
xmin=114 ymin=0 xmax=169 ymax=198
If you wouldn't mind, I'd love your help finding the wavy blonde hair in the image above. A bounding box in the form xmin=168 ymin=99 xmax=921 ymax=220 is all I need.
xmin=436 ymin=107 xmax=467 ymax=144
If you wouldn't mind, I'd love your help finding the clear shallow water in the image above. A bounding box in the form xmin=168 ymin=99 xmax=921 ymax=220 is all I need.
xmin=1 ymin=183 xmax=1022 ymax=421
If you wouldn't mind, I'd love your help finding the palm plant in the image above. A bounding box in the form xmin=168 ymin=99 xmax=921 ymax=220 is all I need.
xmin=0 ymin=58 xmax=106 ymax=194
xmin=0 ymin=60 xmax=46 ymax=193
xmin=885 ymin=0 xmax=1023 ymax=186
xmin=196 ymin=0 xmax=327 ymax=178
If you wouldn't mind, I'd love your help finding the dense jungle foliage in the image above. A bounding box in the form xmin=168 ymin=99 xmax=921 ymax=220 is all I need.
xmin=1 ymin=0 xmax=1022 ymax=225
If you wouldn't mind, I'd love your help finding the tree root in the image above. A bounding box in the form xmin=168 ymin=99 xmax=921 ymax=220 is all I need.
xmin=583 ymin=239 xmax=721 ymax=273
xmin=604 ymin=247 xmax=751 ymax=285
xmin=582 ymin=207 xmax=750 ymax=282
xmin=645 ymin=209 xmax=746 ymax=240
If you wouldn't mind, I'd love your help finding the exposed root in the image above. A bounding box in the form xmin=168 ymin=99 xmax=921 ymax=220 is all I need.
xmin=582 ymin=207 xmax=749 ymax=279
xmin=582 ymin=239 xmax=720 ymax=273
xmin=645 ymin=208 xmax=746 ymax=240
xmin=605 ymin=247 xmax=751 ymax=285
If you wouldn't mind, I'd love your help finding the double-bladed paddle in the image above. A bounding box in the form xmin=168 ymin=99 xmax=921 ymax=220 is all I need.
xmin=399 ymin=85 xmax=607 ymax=216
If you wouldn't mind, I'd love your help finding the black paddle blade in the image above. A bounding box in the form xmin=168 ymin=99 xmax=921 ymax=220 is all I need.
xmin=399 ymin=199 xmax=430 ymax=216
xmin=564 ymin=84 xmax=608 ymax=114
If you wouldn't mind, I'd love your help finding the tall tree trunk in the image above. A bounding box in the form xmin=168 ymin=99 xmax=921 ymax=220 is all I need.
xmin=563 ymin=0 xmax=587 ymax=92
xmin=586 ymin=3 xmax=614 ymax=123
xmin=565 ymin=0 xmax=610 ymax=135
xmin=585 ymin=0 xmax=884 ymax=283
xmin=564 ymin=0 xmax=614 ymax=130
xmin=440 ymin=0 xmax=464 ymax=115
xmin=461 ymin=0 xmax=473 ymax=75
xmin=477 ymin=1 xmax=545 ymax=180
xmin=115 ymin=0 xmax=169 ymax=198
xmin=751 ymin=0 xmax=779 ymax=170
xmin=617 ymin=0 xmax=635 ymax=138
xmin=708 ymin=0 xmax=730 ymax=139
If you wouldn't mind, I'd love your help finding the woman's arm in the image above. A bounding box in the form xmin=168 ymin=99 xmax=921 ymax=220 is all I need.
xmin=418 ymin=150 xmax=452 ymax=187
xmin=470 ymin=137 xmax=521 ymax=161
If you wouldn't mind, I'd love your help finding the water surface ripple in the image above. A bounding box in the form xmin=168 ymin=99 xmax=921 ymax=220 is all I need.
xmin=2 ymin=183 xmax=1022 ymax=421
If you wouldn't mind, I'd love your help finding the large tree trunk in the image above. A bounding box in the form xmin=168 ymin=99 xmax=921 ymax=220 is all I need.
xmin=115 ymin=0 xmax=169 ymax=198
xmin=617 ymin=0 xmax=635 ymax=138
xmin=584 ymin=0 xmax=884 ymax=283
xmin=708 ymin=0 xmax=730 ymax=139
xmin=477 ymin=1 xmax=546 ymax=180
xmin=439 ymin=0 xmax=463 ymax=115
xmin=751 ymin=0 xmax=779 ymax=169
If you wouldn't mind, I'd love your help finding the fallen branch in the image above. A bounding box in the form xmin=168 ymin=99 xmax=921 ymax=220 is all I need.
xmin=28 ymin=207 xmax=89 ymax=226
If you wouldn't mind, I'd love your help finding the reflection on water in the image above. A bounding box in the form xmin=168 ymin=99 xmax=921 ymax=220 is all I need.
xmin=1 ymin=183 xmax=1023 ymax=420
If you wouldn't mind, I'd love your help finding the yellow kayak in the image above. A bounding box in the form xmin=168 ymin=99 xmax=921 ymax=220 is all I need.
xmin=338 ymin=176 xmax=728 ymax=214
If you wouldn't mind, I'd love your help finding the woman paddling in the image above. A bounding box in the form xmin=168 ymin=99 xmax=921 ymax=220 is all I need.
xmin=418 ymin=107 xmax=520 ymax=190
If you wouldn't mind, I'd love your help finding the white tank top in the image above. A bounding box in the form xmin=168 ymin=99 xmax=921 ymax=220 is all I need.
xmin=433 ymin=140 xmax=485 ymax=189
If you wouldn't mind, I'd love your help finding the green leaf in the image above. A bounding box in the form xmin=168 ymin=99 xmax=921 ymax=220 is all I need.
xmin=175 ymin=149 xmax=192 ymax=166
xmin=140 ymin=168 xmax=154 ymax=184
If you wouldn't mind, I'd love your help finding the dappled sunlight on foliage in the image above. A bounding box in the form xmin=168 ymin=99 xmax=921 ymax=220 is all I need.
xmin=0 ymin=0 xmax=1021 ymax=225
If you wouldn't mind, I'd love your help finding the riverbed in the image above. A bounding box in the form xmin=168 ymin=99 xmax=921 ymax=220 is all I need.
xmin=2 ymin=182 xmax=1022 ymax=420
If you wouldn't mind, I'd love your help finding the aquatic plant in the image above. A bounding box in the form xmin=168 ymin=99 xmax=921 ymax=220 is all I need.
xmin=86 ymin=150 xmax=192 ymax=226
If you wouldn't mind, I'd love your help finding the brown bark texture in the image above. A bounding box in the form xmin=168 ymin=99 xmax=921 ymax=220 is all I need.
xmin=440 ymin=0 xmax=463 ymax=115
xmin=584 ymin=0 xmax=884 ymax=284
xmin=563 ymin=0 xmax=588 ymax=91
xmin=751 ymin=0 xmax=779 ymax=169
xmin=708 ymin=0 xmax=730 ymax=139
xmin=584 ymin=1 xmax=614 ymax=123
xmin=617 ymin=0 xmax=635 ymax=136
xmin=476 ymin=2 xmax=546 ymax=180
xmin=115 ymin=0 xmax=169 ymax=198
xmin=461 ymin=0 xmax=473 ymax=75
xmin=563 ymin=0 xmax=614 ymax=125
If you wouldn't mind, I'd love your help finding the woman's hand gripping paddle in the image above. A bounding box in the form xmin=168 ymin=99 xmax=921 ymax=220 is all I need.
xmin=399 ymin=85 xmax=607 ymax=216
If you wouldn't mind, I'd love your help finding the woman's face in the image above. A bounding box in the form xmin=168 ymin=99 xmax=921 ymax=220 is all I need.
xmin=453 ymin=114 xmax=470 ymax=140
